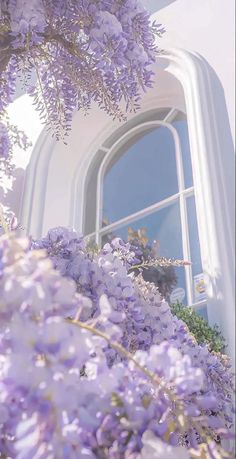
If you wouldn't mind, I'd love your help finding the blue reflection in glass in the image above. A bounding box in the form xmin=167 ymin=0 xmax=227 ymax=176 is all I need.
xmin=102 ymin=201 xmax=187 ymax=304
xmin=187 ymin=195 xmax=207 ymax=303
xmin=172 ymin=119 xmax=193 ymax=188
xmin=187 ymin=196 xmax=202 ymax=277
xmin=103 ymin=127 xmax=178 ymax=225
xmin=196 ymin=306 xmax=208 ymax=321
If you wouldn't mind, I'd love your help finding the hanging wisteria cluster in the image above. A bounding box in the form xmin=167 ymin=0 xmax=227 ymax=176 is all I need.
xmin=103 ymin=226 xmax=178 ymax=300
xmin=0 ymin=0 xmax=163 ymax=173
xmin=0 ymin=227 xmax=234 ymax=458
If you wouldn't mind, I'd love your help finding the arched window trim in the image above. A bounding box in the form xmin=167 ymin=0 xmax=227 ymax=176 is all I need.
xmin=19 ymin=49 xmax=235 ymax=360
xmin=91 ymin=117 xmax=197 ymax=309
xmin=78 ymin=50 xmax=235 ymax=360
xmin=95 ymin=118 xmax=187 ymax=231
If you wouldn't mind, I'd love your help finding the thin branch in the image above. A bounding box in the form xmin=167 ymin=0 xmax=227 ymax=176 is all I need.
xmin=67 ymin=317 xmax=231 ymax=456
xmin=129 ymin=257 xmax=191 ymax=272
xmin=67 ymin=317 xmax=175 ymax=400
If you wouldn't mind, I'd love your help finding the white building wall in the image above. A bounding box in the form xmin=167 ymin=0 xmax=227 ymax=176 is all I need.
xmin=15 ymin=0 xmax=234 ymax=238
xmin=4 ymin=0 xmax=234 ymax=231
xmin=145 ymin=0 xmax=235 ymax=145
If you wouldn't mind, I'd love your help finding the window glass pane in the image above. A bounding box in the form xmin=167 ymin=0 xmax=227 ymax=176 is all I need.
xmin=187 ymin=195 xmax=207 ymax=303
xmin=102 ymin=201 xmax=187 ymax=304
xmin=102 ymin=127 xmax=178 ymax=226
xmin=195 ymin=305 xmax=208 ymax=321
xmin=84 ymin=150 xmax=107 ymax=235
xmin=172 ymin=113 xmax=193 ymax=188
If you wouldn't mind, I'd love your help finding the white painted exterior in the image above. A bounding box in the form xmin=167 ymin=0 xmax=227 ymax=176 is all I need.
xmin=145 ymin=0 xmax=235 ymax=143
xmin=1 ymin=1 xmax=235 ymax=359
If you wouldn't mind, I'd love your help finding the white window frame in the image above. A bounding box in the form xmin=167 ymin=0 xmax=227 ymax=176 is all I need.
xmin=87 ymin=111 xmax=206 ymax=311
xmin=19 ymin=49 xmax=235 ymax=361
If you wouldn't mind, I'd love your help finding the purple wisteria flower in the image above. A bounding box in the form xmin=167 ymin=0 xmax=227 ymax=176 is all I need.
xmin=0 ymin=122 xmax=11 ymax=164
xmin=0 ymin=230 xmax=234 ymax=458
xmin=0 ymin=0 xmax=164 ymax=171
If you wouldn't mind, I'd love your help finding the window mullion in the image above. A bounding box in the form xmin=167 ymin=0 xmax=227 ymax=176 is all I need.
xmin=98 ymin=192 xmax=180 ymax=238
xmin=163 ymin=108 xmax=178 ymax=123
xmin=96 ymin=164 xmax=104 ymax=246
xmin=179 ymin=194 xmax=194 ymax=306
xmin=99 ymin=146 xmax=109 ymax=153
xmin=182 ymin=187 xmax=194 ymax=197
xmin=174 ymin=131 xmax=193 ymax=306
xmin=86 ymin=186 xmax=193 ymax=242
xmin=95 ymin=121 xmax=193 ymax=309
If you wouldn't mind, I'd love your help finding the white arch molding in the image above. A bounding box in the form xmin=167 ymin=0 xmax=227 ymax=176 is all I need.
xmin=19 ymin=49 xmax=235 ymax=361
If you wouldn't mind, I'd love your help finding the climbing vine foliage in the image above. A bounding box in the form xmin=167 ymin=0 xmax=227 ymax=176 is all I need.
xmin=0 ymin=228 xmax=234 ymax=458
xmin=0 ymin=0 xmax=163 ymax=174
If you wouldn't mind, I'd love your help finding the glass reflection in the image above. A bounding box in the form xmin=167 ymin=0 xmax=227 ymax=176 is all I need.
xmin=102 ymin=201 xmax=188 ymax=304
xmin=103 ymin=126 xmax=178 ymax=225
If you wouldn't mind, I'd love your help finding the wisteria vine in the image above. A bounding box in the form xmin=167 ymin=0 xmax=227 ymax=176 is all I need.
xmin=0 ymin=0 xmax=164 ymax=174
xmin=0 ymin=227 xmax=234 ymax=458
xmin=0 ymin=2 xmax=235 ymax=458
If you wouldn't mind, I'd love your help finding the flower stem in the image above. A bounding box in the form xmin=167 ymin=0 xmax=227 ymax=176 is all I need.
xmin=67 ymin=317 xmax=175 ymax=400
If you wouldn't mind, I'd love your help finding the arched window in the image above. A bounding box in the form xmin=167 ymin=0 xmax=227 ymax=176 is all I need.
xmin=20 ymin=50 xmax=234 ymax=358
xmin=84 ymin=108 xmax=207 ymax=317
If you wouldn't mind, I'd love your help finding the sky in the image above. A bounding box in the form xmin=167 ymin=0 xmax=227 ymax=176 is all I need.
xmin=2 ymin=95 xmax=43 ymax=193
